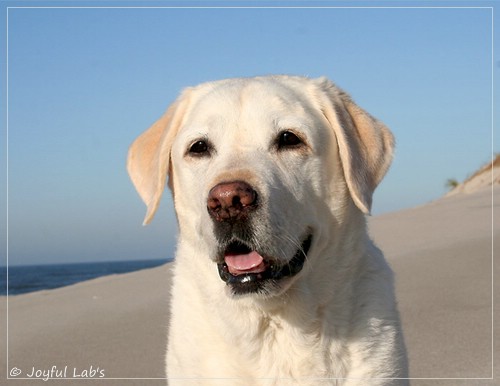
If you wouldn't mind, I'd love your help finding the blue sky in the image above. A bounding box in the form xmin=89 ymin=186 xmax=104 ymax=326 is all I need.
xmin=1 ymin=2 xmax=498 ymax=265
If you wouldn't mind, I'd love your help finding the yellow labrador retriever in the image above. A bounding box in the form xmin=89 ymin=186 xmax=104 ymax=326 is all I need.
xmin=128 ymin=76 xmax=408 ymax=385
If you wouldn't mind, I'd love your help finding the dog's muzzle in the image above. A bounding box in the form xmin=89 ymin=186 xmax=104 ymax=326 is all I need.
xmin=207 ymin=180 xmax=312 ymax=295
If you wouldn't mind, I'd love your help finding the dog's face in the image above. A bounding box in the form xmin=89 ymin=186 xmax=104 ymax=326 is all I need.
xmin=170 ymin=78 xmax=335 ymax=296
xmin=128 ymin=76 xmax=394 ymax=298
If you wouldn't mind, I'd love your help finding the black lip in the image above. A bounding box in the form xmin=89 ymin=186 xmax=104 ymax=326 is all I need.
xmin=217 ymin=234 xmax=313 ymax=295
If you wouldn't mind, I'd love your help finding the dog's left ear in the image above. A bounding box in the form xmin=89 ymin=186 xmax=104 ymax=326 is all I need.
xmin=315 ymin=77 xmax=394 ymax=214
xmin=127 ymin=89 xmax=191 ymax=225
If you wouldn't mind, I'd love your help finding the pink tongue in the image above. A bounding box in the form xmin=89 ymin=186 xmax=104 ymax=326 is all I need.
xmin=225 ymin=251 xmax=266 ymax=276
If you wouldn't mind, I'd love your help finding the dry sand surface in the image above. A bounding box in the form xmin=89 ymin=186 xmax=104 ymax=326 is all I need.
xmin=369 ymin=186 xmax=497 ymax=385
xmin=1 ymin=186 xmax=498 ymax=385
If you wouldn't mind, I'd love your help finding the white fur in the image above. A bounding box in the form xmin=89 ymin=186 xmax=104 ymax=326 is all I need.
xmin=128 ymin=76 xmax=408 ymax=385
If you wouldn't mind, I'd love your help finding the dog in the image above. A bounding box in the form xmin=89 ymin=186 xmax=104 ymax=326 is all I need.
xmin=127 ymin=75 xmax=408 ymax=385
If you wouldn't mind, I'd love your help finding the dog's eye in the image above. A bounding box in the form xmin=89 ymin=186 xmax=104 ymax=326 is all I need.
xmin=189 ymin=140 xmax=209 ymax=155
xmin=277 ymin=131 xmax=303 ymax=150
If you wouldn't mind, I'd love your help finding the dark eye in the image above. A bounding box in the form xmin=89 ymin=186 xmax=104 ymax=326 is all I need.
xmin=277 ymin=131 xmax=303 ymax=149
xmin=189 ymin=140 xmax=209 ymax=155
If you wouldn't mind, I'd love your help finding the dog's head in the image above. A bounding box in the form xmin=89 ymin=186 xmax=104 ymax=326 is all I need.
xmin=127 ymin=76 xmax=394 ymax=297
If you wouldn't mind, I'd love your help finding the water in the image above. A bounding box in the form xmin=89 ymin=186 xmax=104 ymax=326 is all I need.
xmin=0 ymin=259 xmax=170 ymax=296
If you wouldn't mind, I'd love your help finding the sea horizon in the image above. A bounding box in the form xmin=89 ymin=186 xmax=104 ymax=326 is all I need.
xmin=0 ymin=258 xmax=172 ymax=296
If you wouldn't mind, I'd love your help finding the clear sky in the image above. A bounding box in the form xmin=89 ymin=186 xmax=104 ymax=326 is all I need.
xmin=1 ymin=2 xmax=498 ymax=265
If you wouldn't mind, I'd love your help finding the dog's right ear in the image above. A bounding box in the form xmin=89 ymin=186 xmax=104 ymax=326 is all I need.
xmin=127 ymin=90 xmax=191 ymax=225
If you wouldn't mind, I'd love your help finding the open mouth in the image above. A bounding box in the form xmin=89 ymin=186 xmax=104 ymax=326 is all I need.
xmin=217 ymin=234 xmax=313 ymax=295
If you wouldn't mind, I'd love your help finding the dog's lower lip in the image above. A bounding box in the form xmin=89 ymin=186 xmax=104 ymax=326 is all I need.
xmin=217 ymin=234 xmax=313 ymax=294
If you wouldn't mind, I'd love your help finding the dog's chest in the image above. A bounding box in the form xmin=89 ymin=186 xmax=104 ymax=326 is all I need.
xmin=227 ymin=313 xmax=348 ymax=382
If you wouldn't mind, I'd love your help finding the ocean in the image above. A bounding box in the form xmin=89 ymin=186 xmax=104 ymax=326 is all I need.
xmin=0 ymin=259 xmax=170 ymax=296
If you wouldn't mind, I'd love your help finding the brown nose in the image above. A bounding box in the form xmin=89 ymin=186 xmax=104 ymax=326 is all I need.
xmin=207 ymin=181 xmax=258 ymax=222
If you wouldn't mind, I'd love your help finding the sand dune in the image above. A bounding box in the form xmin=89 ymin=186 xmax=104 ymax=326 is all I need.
xmin=1 ymin=186 xmax=498 ymax=385
xmin=446 ymin=154 xmax=500 ymax=197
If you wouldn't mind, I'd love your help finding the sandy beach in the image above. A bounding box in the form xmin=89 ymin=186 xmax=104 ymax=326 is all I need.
xmin=1 ymin=186 xmax=498 ymax=385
